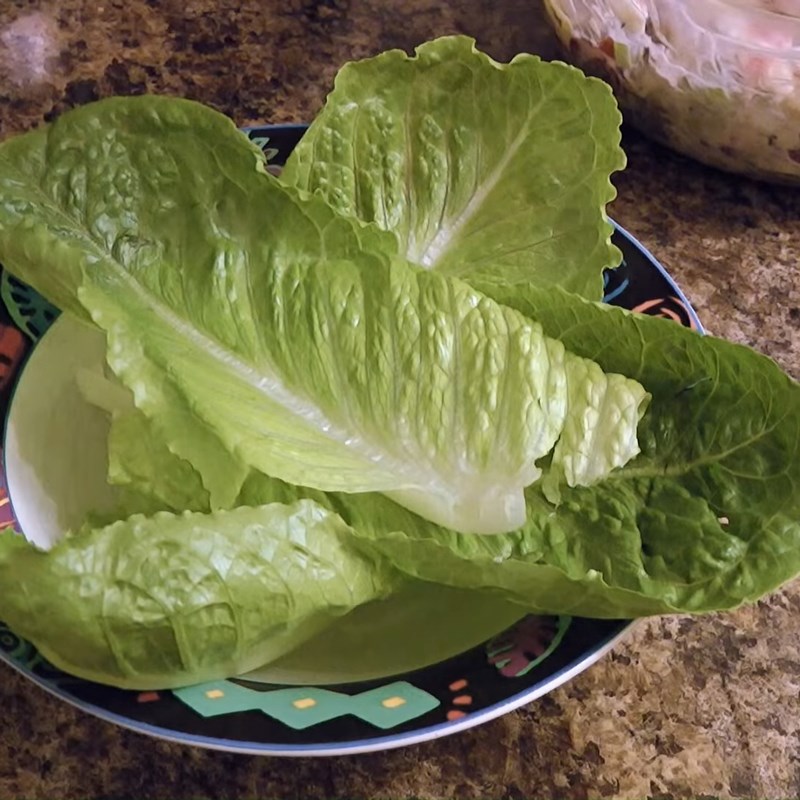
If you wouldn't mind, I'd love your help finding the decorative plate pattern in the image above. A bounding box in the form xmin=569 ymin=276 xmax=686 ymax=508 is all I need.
xmin=0 ymin=124 xmax=702 ymax=756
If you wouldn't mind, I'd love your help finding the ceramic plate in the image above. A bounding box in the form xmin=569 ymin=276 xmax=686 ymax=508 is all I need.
xmin=0 ymin=124 xmax=702 ymax=756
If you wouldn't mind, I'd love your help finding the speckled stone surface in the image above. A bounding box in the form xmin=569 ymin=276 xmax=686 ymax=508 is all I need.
xmin=1 ymin=1 xmax=799 ymax=798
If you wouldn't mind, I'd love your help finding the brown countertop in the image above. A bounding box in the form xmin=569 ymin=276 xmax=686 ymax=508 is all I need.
xmin=1 ymin=1 xmax=799 ymax=798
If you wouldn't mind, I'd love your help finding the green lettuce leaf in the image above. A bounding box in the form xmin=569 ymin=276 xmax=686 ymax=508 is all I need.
xmin=75 ymin=365 xmax=211 ymax=515
xmin=233 ymin=283 xmax=800 ymax=616
xmin=81 ymin=272 xmax=800 ymax=616
xmin=91 ymin=294 xmax=800 ymax=617
xmin=84 ymin=399 xmax=530 ymax=686
xmin=0 ymin=500 xmax=394 ymax=689
xmin=345 ymin=291 xmax=800 ymax=616
xmin=0 ymin=96 xmax=645 ymax=534
xmin=282 ymin=35 xmax=624 ymax=299
xmin=108 ymin=410 xmax=210 ymax=514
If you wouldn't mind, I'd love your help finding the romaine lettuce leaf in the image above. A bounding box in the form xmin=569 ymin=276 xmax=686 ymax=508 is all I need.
xmin=78 ymin=390 xmax=530 ymax=686
xmin=282 ymin=35 xmax=624 ymax=299
xmin=0 ymin=500 xmax=394 ymax=689
xmin=344 ymin=291 xmax=800 ymax=616
xmin=76 ymin=366 xmax=211 ymax=515
xmin=108 ymin=409 xmax=211 ymax=514
xmin=233 ymin=286 xmax=800 ymax=616
xmin=0 ymin=96 xmax=645 ymax=534
xmin=87 ymin=280 xmax=800 ymax=616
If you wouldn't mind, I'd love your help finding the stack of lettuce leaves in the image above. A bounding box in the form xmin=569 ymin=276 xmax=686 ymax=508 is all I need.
xmin=0 ymin=36 xmax=798 ymax=690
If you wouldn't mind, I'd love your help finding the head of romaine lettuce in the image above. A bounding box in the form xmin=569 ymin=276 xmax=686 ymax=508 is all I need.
xmin=0 ymin=38 xmax=797 ymax=696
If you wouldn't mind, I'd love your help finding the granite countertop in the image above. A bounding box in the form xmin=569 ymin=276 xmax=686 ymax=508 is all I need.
xmin=1 ymin=1 xmax=799 ymax=798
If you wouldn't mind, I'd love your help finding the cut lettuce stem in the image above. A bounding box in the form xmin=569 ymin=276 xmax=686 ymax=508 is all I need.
xmin=385 ymin=483 xmax=528 ymax=536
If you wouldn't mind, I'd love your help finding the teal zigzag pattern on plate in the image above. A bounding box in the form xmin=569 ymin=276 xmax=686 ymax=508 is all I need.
xmin=173 ymin=680 xmax=440 ymax=730
xmin=0 ymin=270 xmax=60 ymax=341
